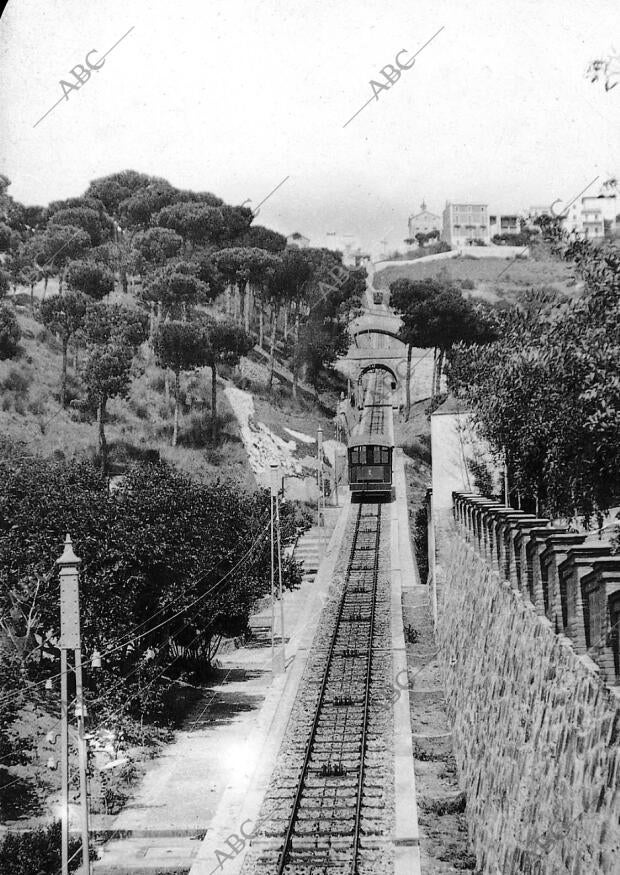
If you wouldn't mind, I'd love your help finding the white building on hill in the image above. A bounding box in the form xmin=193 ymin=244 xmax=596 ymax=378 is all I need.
xmin=407 ymin=201 xmax=442 ymax=240
xmin=564 ymin=191 xmax=619 ymax=239
xmin=442 ymin=202 xmax=490 ymax=246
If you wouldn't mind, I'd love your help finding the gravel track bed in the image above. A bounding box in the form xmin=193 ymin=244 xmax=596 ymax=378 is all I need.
xmin=241 ymin=503 xmax=395 ymax=875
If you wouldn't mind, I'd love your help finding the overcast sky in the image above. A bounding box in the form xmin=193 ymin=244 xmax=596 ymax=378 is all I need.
xmin=1 ymin=0 xmax=619 ymax=256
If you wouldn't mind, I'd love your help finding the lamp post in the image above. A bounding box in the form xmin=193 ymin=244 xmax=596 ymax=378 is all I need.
xmin=56 ymin=535 xmax=90 ymax=875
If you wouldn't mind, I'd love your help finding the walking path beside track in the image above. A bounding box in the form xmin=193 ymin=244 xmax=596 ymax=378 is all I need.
xmin=93 ymin=506 xmax=346 ymax=874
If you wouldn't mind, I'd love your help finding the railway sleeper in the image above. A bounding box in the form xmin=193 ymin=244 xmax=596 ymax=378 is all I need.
xmin=304 ymin=776 xmax=359 ymax=791
xmin=296 ymin=806 xmax=358 ymax=824
xmin=310 ymin=739 xmax=362 ymax=753
xmin=290 ymin=837 xmax=354 ymax=852
xmin=309 ymin=759 xmax=361 ymax=774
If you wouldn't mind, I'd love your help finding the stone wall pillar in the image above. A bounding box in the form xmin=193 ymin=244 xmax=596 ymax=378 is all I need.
xmin=581 ymin=561 xmax=620 ymax=683
xmin=539 ymin=534 xmax=588 ymax=630
xmin=508 ymin=519 xmax=549 ymax=592
xmin=558 ymin=546 xmax=611 ymax=654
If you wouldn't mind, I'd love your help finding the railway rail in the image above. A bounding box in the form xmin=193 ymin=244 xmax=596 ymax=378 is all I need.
xmin=243 ymin=502 xmax=390 ymax=874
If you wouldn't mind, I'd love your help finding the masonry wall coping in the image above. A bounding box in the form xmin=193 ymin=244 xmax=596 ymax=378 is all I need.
xmin=507 ymin=517 xmax=549 ymax=530
xmin=581 ymin=560 xmax=620 ymax=585
xmin=540 ymin=534 xmax=589 ymax=563
xmin=558 ymin=545 xmax=614 ymax=575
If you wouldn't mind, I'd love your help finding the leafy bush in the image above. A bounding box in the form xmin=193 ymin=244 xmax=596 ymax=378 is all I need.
xmin=148 ymin=370 xmax=167 ymax=393
xmin=108 ymin=440 xmax=160 ymax=470
xmin=0 ymin=223 xmax=12 ymax=254
xmin=0 ymin=440 xmax=306 ymax=728
xmin=0 ymin=267 xmax=10 ymax=296
xmin=0 ymin=822 xmax=85 ymax=874
xmin=468 ymin=458 xmax=497 ymax=498
xmin=179 ymin=411 xmax=212 ymax=448
xmin=131 ymin=398 xmax=149 ymax=419
xmin=179 ymin=410 xmax=236 ymax=448
xmin=402 ymin=435 xmax=431 ymax=467
xmin=28 ymin=396 xmax=46 ymax=416
xmin=1 ymin=366 xmax=31 ymax=396
xmin=0 ymin=303 xmax=21 ymax=359
xmin=414 ymin=504 xmax=429 ymax=583
xmin=461 ymin=278 xmax=475 ymax=290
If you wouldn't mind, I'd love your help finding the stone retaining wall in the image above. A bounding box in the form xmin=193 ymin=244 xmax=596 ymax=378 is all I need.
xmin=436 ymin=536 xmax=619 ymax=874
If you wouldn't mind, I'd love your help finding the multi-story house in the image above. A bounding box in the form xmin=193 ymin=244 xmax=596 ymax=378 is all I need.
xmin=442 ymin=202 xmax=490 ymax=246
xmin=489 ymin=214 xmax=520 ymax=237
xmin=564 ymin=193 xmax=618 ymax=238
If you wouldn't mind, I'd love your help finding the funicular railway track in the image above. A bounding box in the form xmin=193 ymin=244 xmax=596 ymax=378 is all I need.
xmin=246 ymin=502 xmax=386 ymax=875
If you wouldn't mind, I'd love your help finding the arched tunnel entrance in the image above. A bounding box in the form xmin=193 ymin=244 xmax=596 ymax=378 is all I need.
xmin=353 ymin=328 xmax=405 ymax=350
xmin=356 ymin=363 xmax=399 ymax=408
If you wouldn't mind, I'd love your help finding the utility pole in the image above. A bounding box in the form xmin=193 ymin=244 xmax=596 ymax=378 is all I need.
xmin=317 ymin=427 xmax=326 ymax=547
xmin=503 ymin=447 xmax=509 ymax=508
xmin=57 ymin=535 xmax=90 ymax=875
xmin=333 ymin=422 xmax=340 ymax=508
xmin=269 ymin=474 xmax=276 ymax=673
xmin=271 ymin=463 xmax=286 ymax=673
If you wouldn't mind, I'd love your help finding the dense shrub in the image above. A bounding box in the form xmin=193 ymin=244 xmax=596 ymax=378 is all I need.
xmin=414 ymin=504 xmax=429 ymax=584
xmin=0 ymin=822 xmax=85 ymax=875
xmin=179 ymin=410 xmax=213 ymax=448
xmin=0 ymin=303 xmax=21 ymax=359
xmin=402 ymin=435 xmax=431 ymax=467
xmin=0 ymin=223 xmax=12 ymax=254
xmin=0 ymin=267 xmax=10 ymax=297
xmin=468 ymin=458 xmax=497 ymax=499
xmin=0 ymin=440 xmax=307 ymax=726
xmin=1 ymin=366 xmax=31 ymax=396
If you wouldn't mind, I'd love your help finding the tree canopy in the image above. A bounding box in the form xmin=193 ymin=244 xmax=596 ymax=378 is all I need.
xmin=391 ymin=277 xmax=496 ymax=412
xmin=65 ymin=259 xmax=115 ymax=300
xmin=0 ymin=440 xmax=305 ymax=726
xmin=446 ymin=220 xmax=620 ymax=523
xmin=153 ymin=321 xmax=208 ymax=445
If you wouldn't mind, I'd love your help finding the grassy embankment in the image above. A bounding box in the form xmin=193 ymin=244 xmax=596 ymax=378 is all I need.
xmin=0 ymin=289 xmax=340 ymax=485
xmin=373 ymin=246 xmax=580 ymax=306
